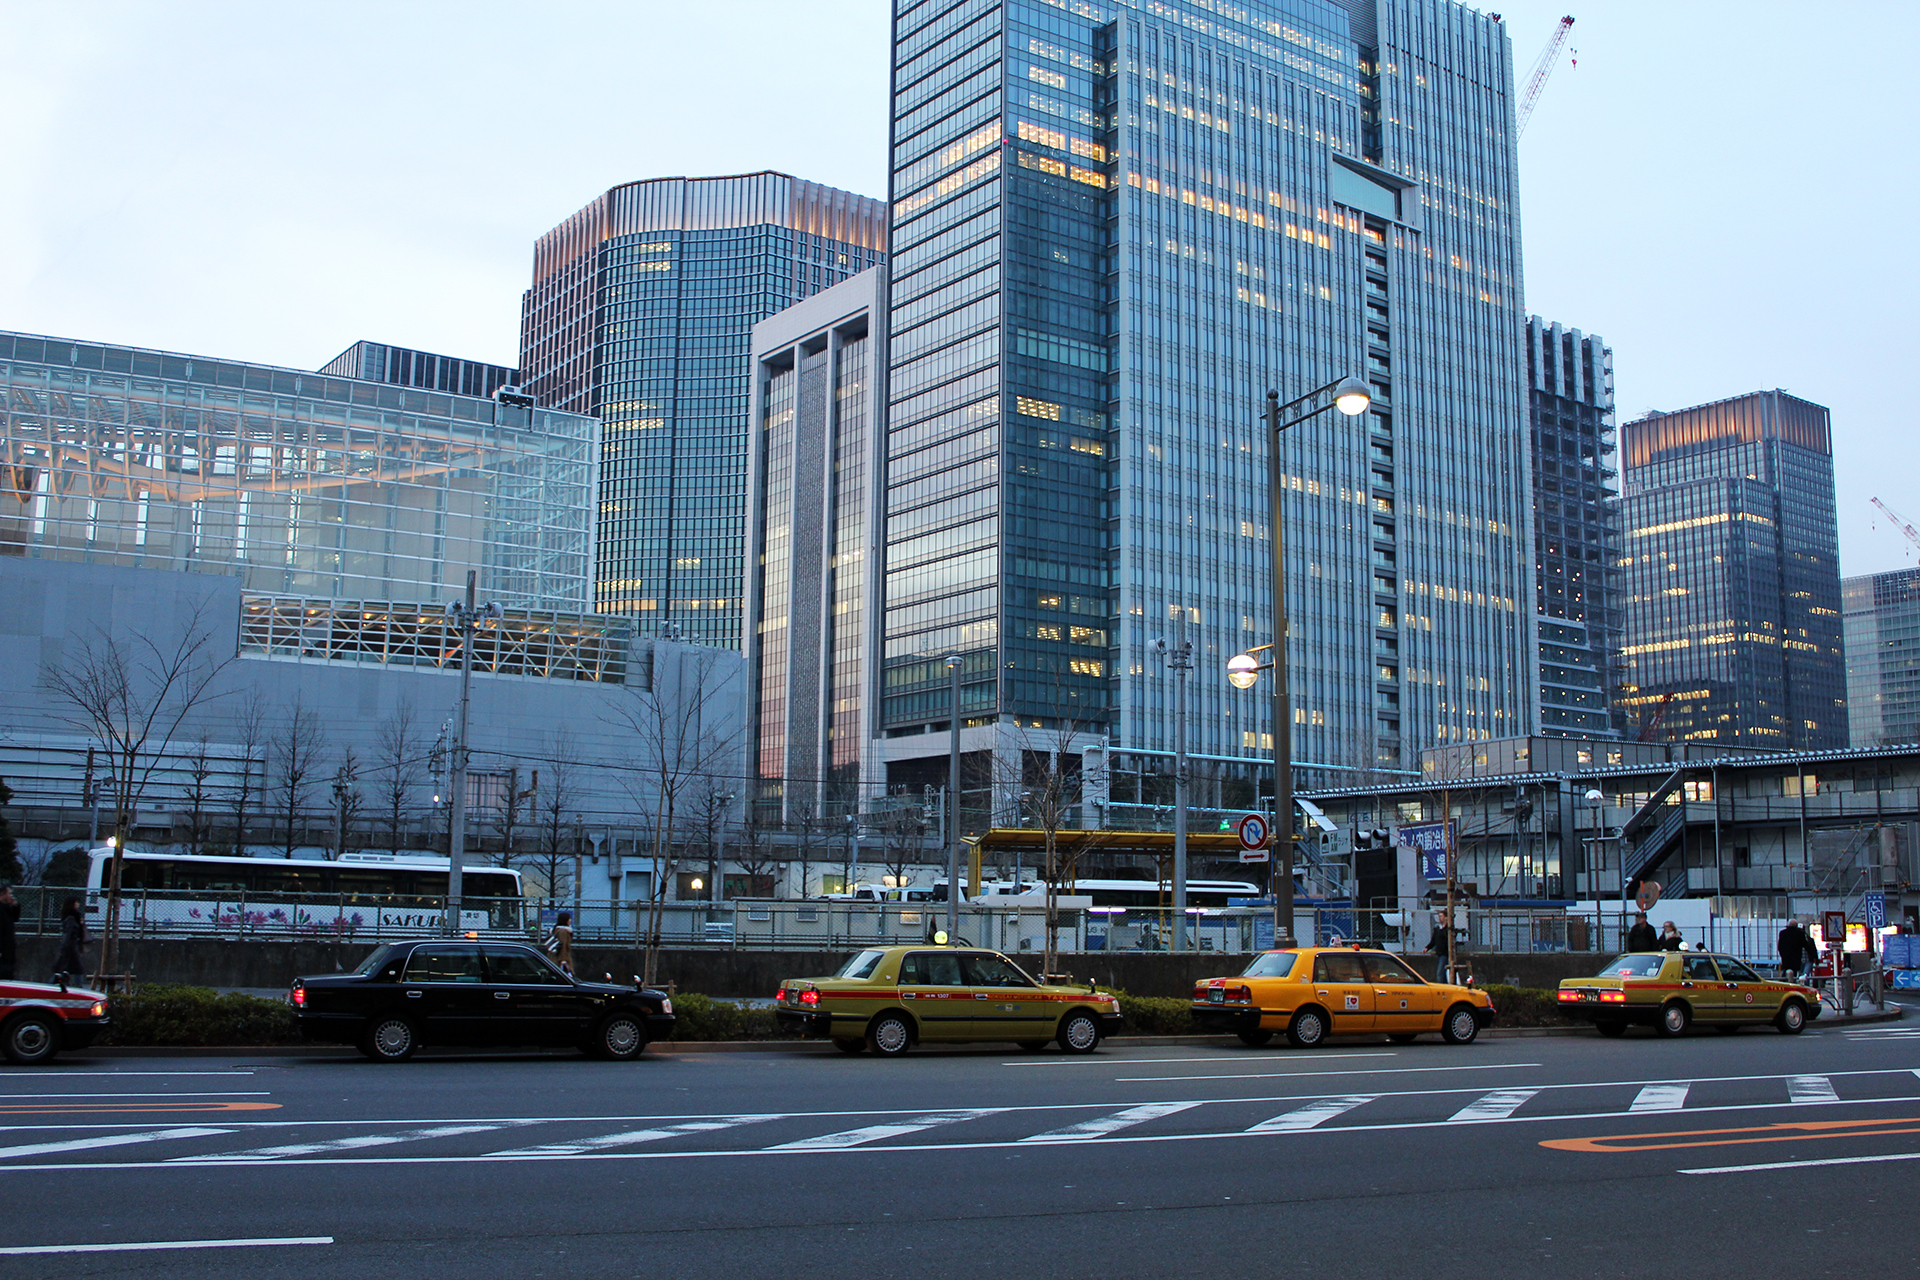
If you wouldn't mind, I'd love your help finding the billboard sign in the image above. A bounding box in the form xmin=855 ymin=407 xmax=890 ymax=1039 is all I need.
xmin=1398 ymin=821 xmax=1456 ymax=881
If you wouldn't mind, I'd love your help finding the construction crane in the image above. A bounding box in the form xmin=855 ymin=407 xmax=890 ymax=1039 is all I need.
xmin=1516 ymin=15 xmax=1576 ymax=135
xmin=1637 ymin=690 xmax=1676 ymax=744
xmin=1871 ymin=497 xmax=1920 ymax=566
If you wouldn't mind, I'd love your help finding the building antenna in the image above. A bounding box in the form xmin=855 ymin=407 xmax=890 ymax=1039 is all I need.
xmin=1516 ymin=15 xmax=1576 ymax=135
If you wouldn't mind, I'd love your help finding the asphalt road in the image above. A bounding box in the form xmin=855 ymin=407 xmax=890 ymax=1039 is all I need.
xmin=3 ymin=1021 xmax=1919 ymax=1279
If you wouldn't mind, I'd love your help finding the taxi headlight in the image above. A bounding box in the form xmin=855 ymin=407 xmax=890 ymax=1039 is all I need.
xmin=660 ymin=998 xmax=673 ymax=1015
xmin=91 ymin=1001 xmax=106 ymax=1017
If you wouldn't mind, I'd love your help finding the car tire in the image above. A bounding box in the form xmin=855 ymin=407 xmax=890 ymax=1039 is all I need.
xmin=1595 ymin=1019 xmax=1628 ymax=1038
xmin=1015 ymin=1040 xmax=1050 ymax=1053
xmin=1776 ymin=999 xmax=1807 ymax=1035
xmin=868 ymin=1012 xmax=914 ymax=1057
xmin=1057 ymin=1011 xmax=1101 ymax=1055
xmin=1237 ymin=1029 xmax=1275 ymax=1047
xmin=1655 ymin=1001 xmax=1690 ymax=1038
xmin=360 ymin=1016 xmax=418 ymax=1062
xmin=833 ymin=1037 xmax=868 ymax=1054
xmin=1286 ymin=1007 xmax=1328 ymax=1049
xmin=1388 ymin=1033 xmax=1419 ymax=1044
xmin=589 ymin=1014 xmax=646 ymax=1061
xmin=1440 ymin=1004 xmax=1480 ymax=1045
xmin=3 ymin=1013 xmax=59 ymax=1066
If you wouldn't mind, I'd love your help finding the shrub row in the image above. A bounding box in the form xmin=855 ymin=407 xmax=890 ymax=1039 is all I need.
xmin=103 ymin=984 xmax=301 ymax=1047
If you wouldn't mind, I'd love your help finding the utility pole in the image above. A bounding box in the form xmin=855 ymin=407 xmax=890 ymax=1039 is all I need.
xmin=945 ymin=654 xmax=963 ymax=941
xmin=1266 ymin=391 xmax=1295 ymax=947
xmin=1156 ymin=636 xmax=1194 ymax=952
xmin=443 ymin=571 xmax=498 ymax=935
xmin=84 ymin=747 xmax=98 ymax=847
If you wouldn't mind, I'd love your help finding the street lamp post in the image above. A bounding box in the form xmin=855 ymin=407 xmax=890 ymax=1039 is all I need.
xmin=1155 ymin=637 xmax=1194 ymax=953
xmin=945 ymin=654 xmax=963 ymax=941
xmin=1232 ymin=378 xmax=1370 ymax=948
xmin=443 ymin=571 xmax=500 ymax=935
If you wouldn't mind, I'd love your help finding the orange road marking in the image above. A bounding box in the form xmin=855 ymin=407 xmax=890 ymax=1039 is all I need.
xmin=1543 ymin=1115 xmax=1920 ymax=1154
xmin=0 ymin=1102 xmax=281 ymax=1117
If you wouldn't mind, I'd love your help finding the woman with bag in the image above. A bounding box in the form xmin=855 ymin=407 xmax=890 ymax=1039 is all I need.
xmin=545 ymin=910 xmax=574 ymax=975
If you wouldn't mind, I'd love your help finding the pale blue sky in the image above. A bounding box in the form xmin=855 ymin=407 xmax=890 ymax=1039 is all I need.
xmin=2 ymin=1 xmax=1913 ymax=574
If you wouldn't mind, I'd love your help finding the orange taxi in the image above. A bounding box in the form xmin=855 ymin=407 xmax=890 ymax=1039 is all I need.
xmin=1192 ymin=944 xmax=1496 ymax=1047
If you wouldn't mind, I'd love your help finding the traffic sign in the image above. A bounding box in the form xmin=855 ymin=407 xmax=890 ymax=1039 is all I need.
xmin=1865 ymin=892 xmax=1887 ymax=930
xmin=1238 ymin=849 xmax=1271 ymax=864
xmin=1236 ymin=813 xmax=1269 ymax=851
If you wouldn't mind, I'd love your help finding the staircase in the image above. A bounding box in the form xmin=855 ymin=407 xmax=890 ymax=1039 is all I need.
xmin=1622 ymin=799 xmax=1688 ymax=891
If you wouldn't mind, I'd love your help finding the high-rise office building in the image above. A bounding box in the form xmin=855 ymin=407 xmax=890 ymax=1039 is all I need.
xmin=1844 ymin=567 xmax=1920 ymax=746
xmin=1619 ymin=390 xmax=1846 ymax=748
xmin=880 ymin=0 xmax=1535 ymax=815
xmin=745 ymin=269 xmax=887 ymax=817
xmin=1526 ymin=317 xmax=1622 ymax=739
xmin=320 ymin=341 xmax=518 ymax=401
xmin=518 ymin=172 xmax=887 ymax=647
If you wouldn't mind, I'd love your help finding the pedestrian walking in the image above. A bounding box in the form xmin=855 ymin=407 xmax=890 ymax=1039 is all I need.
xmin=1802 ymin=923 xmax=1824 ymax=985
xmin=1659 ymin=921 xmax=1684 ymax=951
xmin=0 ymin=885 xmax=19 ymax=980
xmin=1778 ymin=919 xmax=1807 ymax=980
xmin=545 ymin=910 xmax=574 ymax=975
xmin=52 ymin=896 xmax=87 ymax=982
xmin=1625 ymin=911 xmax=1658 ymax=952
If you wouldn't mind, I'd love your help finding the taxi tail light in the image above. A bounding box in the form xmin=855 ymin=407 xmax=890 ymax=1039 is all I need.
xmin=1600 ymin=990 xmax=1626 ymax=1004
xmin=291 ymin=984 xmax=306 ymax=1007
xmin=1556 ymin=990 xmax=1582 ymax=1003
xmin=1230 ymin=985 xmax=1252 ymax=1003
xmin=800 ymin=989 xmax=820 ymax=1005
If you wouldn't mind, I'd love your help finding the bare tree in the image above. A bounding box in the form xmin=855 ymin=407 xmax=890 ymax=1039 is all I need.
xmin=790 ymin=799 xmax=821 ymax=902
xmin=690 ymin=780 xmax=733 ymax=902
xmin=876 ymin=789 xmax=930 ymax=893
xmin=1009 ymin=719 xmax=1109 ymax=978
xmin=180 ymin=734 xmax=218 ymax=857
xmin=329 ymin=749 xmax=365 ymax=860
xmin=269 ymin=694 xmax=326 ymax=858
xmin=605 ymin=645 xmax=741 ymax=984
xmin=492 ymin=766 xmax=528 ymax=869
xmin=227 ymin=690 xmax=266 ymax=857
xmin=732 ymin=803 xmax=776 ymax=899
xmin=532 ymin=737 xmax=579 ymax=903
xmin=41 ymin=603 xmax=234 ymax=980
xmin=374 ymin=701 xmax=419 ymax=855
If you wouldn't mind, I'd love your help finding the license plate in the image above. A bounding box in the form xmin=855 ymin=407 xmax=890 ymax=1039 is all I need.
xmin=1208 ymin=989 xmax=1224 ymax=1004
xmin=1582 ymin=991 xmax=1597 ymax=1001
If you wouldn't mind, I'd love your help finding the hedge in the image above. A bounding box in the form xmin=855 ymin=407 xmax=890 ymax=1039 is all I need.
xmin=104 ymin=984 xmax=301 ymax=1047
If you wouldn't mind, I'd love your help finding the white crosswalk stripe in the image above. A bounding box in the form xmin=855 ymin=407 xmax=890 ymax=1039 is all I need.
xmin=494 ymin=1117 xmax=775 ymax=1157
xmin=1245 ymin=1095 xmax=1380 ymax=1133
xmin=1630 ymin=1084 xmax=1691 ymax=1113
xmin=1787 ymin=1075 xmax=1839 ymax=1104
xmin=767 ymin=1110 xmax=1003 ymax=1151
xmin=191 ymin=1123 xmax=522 ymax=1160
xmin=1449 ymin=1089 xmax=1539 ymax=1122
xmin=1021 ymin=1102 xmax=1202 ymax=1143
xmin=0 ymin=1128 xmax=233 ymax=1161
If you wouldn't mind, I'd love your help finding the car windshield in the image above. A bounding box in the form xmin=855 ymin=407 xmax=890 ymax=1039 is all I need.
xmin=962 ymin=953 xmax=1036 ymax=987
xmin=1599 ymin=955 xmax=1668 ymax=977
xmin=349 ymin=944 xmax=397 ymax=977
xmin=1361 ymin=953 xmax=1425 ymax=984
xmin=835 ymin=950 xmax=886 ymax=980
xmin=1240 ymin=952 xmax=1298 ymax=978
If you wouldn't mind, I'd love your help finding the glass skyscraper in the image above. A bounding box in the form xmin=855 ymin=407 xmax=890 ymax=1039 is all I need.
xmin=1843 ymin=567 xmax=1920 ymax=747
xmin=321 ymin=340 xmax=518 ymax=402
xmin=880 ymin=0 xmax=1535 ymax=811
xmin=1620 ymin=390 xmax=1847 ymax=749
xmin=1526 ymin=317 xmax=1622 ymax=738
xmin=518 ymin=172 xmax=887 ymax=648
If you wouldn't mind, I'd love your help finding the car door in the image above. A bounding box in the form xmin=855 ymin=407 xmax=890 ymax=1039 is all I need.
xmin=1709 ymin=955 xmax=1773 ymax=1023
xmin=897 ymin=950 xmax=973 ymax=1041
xmin=961 ymin=951 xmax=1051 ymax=1041
xmin=399 ymin=944 xmax=488 ymax=1043
xmin=1678 ymin=954 xmax=1726 ymax=1021
xmin=1311 ymin=951 xmax=1374 ymax=1032
xmin=482 ymin=945 xmax=587 ymax=1045
xmin=1361 ymin=951 xmax=1441 ymax=1031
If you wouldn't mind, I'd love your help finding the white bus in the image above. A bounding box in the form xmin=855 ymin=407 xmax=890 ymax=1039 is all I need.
xmin=85 ymin=850 xmax=525 ymax=937
xmin=975 ymin=878 xmax=1261 ymax=910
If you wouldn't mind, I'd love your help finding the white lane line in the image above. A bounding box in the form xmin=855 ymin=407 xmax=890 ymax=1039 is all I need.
xmin=1246 ymin=1095 xmax=1379 ymax=1132
xmin=768 ymin=1109 xmax=1003 ymax=1151
xmin=1449 ymin=1089 xmax=1539 ymax=1121
xmin=1787 ymin=1075 xmax=1839 ymax=1104
xmin=1004 ymin=1052 xmax=1396 ymax=1068
xmin=1684 ymin=1151 xmax=1920 ymax=1176
xmin=496 ymin=1116 xmax=777 ymax=1156
xmin=0 ymin=1128 xmax=234 ymax=1160
xmin=1021 ymin=1102 xmax=1202 ymax=1143
xmin=0 ymin=1092 xmax=269 ymax=1100
xmin=0 ymin=1237 xmax=332 ymax=1256
xmin=1630 ymin=1084 xmax=1691 ymax=1113
xmin=1121 ymin=1062 xmax=1543 ymax=1083
xmin=194 ymin=1123 xmax=520 ymax=1160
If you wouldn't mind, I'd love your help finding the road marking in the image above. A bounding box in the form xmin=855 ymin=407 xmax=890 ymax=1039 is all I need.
xmin=1120 ymin=1062 xmax=1543 ymax=1083
xmin=768 ymin=1110 xmax=1004 ymax=1150
xmin=1450 ymin=1089 xmax=1539 ymax=1121
xmin=1787 ymin=1075 xmax=1839 ymax=1104
xmin=495 ymin=1117 xmax=777 ymax=1156
xmin=1004 ymin=1052 xmax=1396 ymax=1068
xmin=1246 ymin=1095 xmax=1379 ymax=1132
xmin=0 ymin=1071 xmax=254 ymax=1077
xmin=194 ymin=1123 xmax=521 ymax=1160
xmin=1544 ymin=1115 xmax=1920 ymax=1155
xmin=0 ymin=1237 xmax=331 ymax=1256
xmin=1630 ymin=1084 xmax=1691 ymax=1113
xmin=0 ymin=1128 xmax=233 ymax=1160
xmin=0 ymin=1092 xmax=269 ymax=1100
xmin=1022 ymin=1102 xmax=1202 ymax=1142
xmin=0 ymin=1102 xmax=279 ymax=1117
xmin=1684 ymin=1150 xmax=1920 ymax=1175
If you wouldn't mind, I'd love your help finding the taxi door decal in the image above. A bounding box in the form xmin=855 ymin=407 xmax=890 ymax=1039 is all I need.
xmin=1345 ymin=993 xmax=1360 ymax=1011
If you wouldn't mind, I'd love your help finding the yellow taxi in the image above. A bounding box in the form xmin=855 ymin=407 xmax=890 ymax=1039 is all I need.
xmin=776 ymin=945 xmax=1125 ymax=1056
xmin=1191 ymin=945 xmax=1497 ymax=1047
xmin=1557 ymin=951 xmax=1821 ymax=1037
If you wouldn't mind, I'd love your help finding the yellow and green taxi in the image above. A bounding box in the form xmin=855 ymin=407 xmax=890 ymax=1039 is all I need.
xmin=1191 ymin=945 xmax=1497 ymax=1047
xmin=776 ymin=945 xmax=1125 ymax=1056
xmin=1557 ymin=951 xmax=1820 ymax=1037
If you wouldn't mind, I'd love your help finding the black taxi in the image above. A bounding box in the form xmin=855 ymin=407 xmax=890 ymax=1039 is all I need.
xmin=291 ymin=939 xmax=675 ymax=1062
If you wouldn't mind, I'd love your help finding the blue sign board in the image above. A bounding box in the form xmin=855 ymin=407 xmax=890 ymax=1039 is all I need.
xmin=1253 ymin=914 xmax=1276 ymax=951
xmin=1865 ymin=892 xmax=1887 ymax=930
xmin=1398 ymin=821 xmax=1456 ymax=881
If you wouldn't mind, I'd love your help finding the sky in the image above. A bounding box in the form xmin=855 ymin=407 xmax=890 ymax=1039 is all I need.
xmin=1 ymin=1 xmax=1914 ymax=576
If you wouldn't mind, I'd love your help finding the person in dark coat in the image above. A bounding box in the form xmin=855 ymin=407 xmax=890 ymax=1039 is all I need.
xmin=1778 ymin=919 xmax=1807 ymax=979
xmin=0 ymin=885 xmax=19 ymax=980
xmin=52 ymin=896 xmax=87 ymax=981
xmin=1625 ymin=912 xmax=1658 ymax=952
xmin=1659 ymin=921 xmax=1685 ymax=951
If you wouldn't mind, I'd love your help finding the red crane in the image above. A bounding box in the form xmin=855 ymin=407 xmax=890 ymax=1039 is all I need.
xmin=1516 ymin=16 xmax=1576 ymax=135
xmin=1871 ymin=497 xmax=1920 ymax=566
xmin=1637 ymin=690 xmax=1676 ymax=744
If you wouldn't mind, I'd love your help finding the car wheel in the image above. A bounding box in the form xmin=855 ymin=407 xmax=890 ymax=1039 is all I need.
xmin=360 ymin=1016 xmax=418 ymax=1062
xmin=868 ymin=1012 xmax=913 ymax=1057
xmin=1655 ymin=1001 xmax=1690 ymax=1038
xmin=590 ymin=1014 xmax=646 ymax=1061
xmin=1286 ymin=1007 xmax=1328 ymax=1048
xmin=1388 ymin=1033 xmax=1419 ymax=1044
xmin=3 ymin=1013 xmax=59 ymax=1066
xmin=1595 ymin=1019 xmax=1628 ymax=1038
xmin=1776 ymin=999 xmax=1807 ymax=1035
xmin=1237 ymin=1029 xmax=1275 ymax=1047
xmin=1441 ymin=1004 xmax=1480 ymax=1045
xmin=1058 ymin=1011 xmax=1102 ymax=1055
xmin=1015 ymin=1040 xmax=1050 ymax=1053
